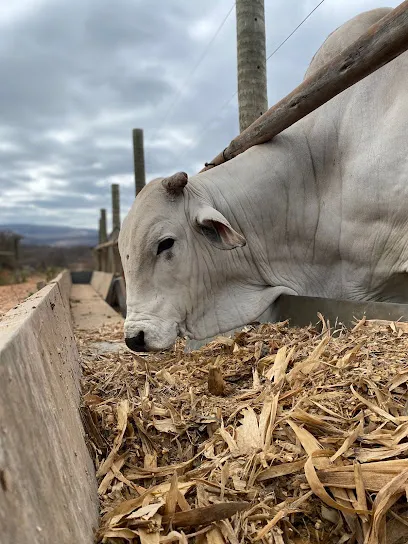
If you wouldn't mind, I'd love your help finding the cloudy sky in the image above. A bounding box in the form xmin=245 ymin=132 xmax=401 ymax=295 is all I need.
xmin=0 ymin=0 xmax=399 ymax=231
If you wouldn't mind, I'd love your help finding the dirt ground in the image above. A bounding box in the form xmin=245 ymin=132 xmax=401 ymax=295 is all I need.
xmin=0 ymin=274 xmax=46 ymax=318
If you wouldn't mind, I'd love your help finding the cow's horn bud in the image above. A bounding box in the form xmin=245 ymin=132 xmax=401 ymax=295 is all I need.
xmin=162 ymin=171 xmax=188 ymax=196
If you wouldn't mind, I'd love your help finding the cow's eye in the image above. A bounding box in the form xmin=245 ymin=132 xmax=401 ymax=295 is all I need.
xmin=157 ymin=238 xmax=175 ymax=255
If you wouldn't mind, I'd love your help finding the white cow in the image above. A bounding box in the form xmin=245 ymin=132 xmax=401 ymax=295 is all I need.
xmin=119 ymin=7 xmax=408 ymax=352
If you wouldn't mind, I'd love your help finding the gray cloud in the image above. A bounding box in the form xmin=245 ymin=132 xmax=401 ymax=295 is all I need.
xmin=0 ymin=0 xmax=400 ymax=230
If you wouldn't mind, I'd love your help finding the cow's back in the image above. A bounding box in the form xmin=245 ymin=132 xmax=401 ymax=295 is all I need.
xmin=298 ymin=7 xmax=408 ymax=301
xmin=304 ymin=8 xmax=392 ymax=79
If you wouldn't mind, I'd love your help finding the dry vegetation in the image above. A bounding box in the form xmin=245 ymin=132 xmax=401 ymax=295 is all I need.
xmin=0 ymin=274 xmax=46 ymax=316
xmin=20 ymin=244 xmax=94 ymax=270
xmin=76 ymin=317 xmax=408 ymax=544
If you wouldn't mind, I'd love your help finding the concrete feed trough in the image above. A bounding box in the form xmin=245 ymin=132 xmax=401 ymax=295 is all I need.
xmin=0 ymin=271 xmax=99 ymax=544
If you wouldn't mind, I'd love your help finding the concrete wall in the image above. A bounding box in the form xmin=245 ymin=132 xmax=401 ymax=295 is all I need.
xmin=91 ymin=270 xmax=114 ymax=301
xmin=0 ymin=270 xmax=99 ymax=544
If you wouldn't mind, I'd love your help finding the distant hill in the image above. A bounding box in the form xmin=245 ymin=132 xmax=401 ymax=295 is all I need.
xmin=0 ymin=224 xmax=99 ymax=247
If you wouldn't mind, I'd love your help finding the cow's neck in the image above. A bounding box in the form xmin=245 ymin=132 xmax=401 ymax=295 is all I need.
xmin=191 ymin=129 xmax=322 ymax=297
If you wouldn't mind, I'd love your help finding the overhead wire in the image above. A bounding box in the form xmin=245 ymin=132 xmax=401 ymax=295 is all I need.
xmin=150 ymin=3 xmax=235 ymax=143
xmin=266 ymin=0 xmax=326 ymax=61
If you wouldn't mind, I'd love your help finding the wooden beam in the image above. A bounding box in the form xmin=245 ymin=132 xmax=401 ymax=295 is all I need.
xmin=201 ymin=1 xmax=408 ymax=171
xmin=94 ymin=239 xmax=118 ymax=250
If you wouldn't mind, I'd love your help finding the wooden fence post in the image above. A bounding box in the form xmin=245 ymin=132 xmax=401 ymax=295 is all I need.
xmin=111 ymin=184 xmax=122 ymax=275
xmin=111 ymin=184 xmax=120 ymax=233
xmin=132 ymin=128 xmax=146 ymax=197
xmin=99 ymin=209 xmax=107 ymax=243
xmin=236 ymin=0 xmax=268 ymax=132
xmin=99 ymin=208 xmax=108 ymax=271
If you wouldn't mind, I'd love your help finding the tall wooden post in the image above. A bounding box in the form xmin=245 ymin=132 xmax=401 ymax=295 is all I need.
xmin=97 ymin=209 xmax=108 ymax=271
xmin=111 ymin=184 xmax=122 ymax=274
xmin=99 ymin=209 xmax=107 ymax=242
xmin=236 ymin=0 xmax=268 ymax=132
xmin=132 ymin=128 xmax=146 ymax=197
xmin=111 ymin=184 xmax=120 ymax=232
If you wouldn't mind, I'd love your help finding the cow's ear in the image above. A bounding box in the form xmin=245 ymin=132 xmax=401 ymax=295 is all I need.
xmin=195 ymin=206 xmax=246 ymax=250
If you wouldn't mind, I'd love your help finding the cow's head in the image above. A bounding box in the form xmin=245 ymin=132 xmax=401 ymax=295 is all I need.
xmin=119 ymin=171 xmax=274 ymax=352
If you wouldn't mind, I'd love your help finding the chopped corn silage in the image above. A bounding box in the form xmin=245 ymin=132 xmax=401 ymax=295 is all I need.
xmin=76 ymin=317 xmax=408 ymax=544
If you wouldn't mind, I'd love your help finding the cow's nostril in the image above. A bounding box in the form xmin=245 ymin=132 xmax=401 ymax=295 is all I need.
xmin=125 ymin=331 xmax=146 ymax=352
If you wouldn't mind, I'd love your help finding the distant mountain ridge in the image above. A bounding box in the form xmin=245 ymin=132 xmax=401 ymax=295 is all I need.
xmin=0 ymin=224 xmax=99 ymax=247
